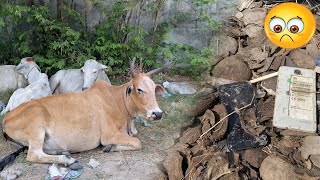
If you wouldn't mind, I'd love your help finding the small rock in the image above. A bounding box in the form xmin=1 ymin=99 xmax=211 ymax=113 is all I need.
xmin=243 ymin=25 xmax=263 ymax=38
xmin=249 ymin=47 xmax=268 ymax=62
xmin=289 ymin=49 xmax=316 ymax=69
xmin=179 ymin=126 xmax=201 ymax=144
xmin=87 ymin=158 xmax=100 ymax=168
xmin=203 ymin=154 xmax=230 ymax=179
xmin=260 ymin=155 xmax=301 ymax=180
xmin=0 ymin=168 xmax=22 ymax=180
xmin=199 ymin=109 xmax=215 ymax=133
xmin=210 ymin=35 xmax=238 ymax=62
xmin=310 ymin=154 xmax=320 ymax=169
xmin=261 ymin=74 xmax=277 ymax=94
xmin=163 ymin=151 xmax=184 ymax=180
xmin=285 ymin=56 xmax=297 ymax=67
xmin=242 ymin=8 xmax=267 ymax=26
xmin=244 ymin=148 xmax=268 ymax=168
xmin=306 ymin=43 xmax=320 ymax=60
xmin=306 ymin=159 xmax=312 ymax=170
xmin=248 ymin=1 xmax=263 ymax=9
xmin=237 ymin=0 xmax=253 ymax=11
xmin=300 ymin=136 xmax=320 ymax=160
xmin=219 ymin=172 xmax=240 ymax=180
xmin=5 ymin=174 xmax=17 ymax=180
xmin=235 ymin=11 xmax=244 ymax=20
xmin=307 ymin=165 xmax=320 ymax=177
xmin=167 ymin=142 xmax=189 ymax=156
xmin=211 ymin=55 xmax=251 ymax=81
xmin=163 ymin=81 xmax=197 ymax=94
xmin=264 ymin=39 xmax=279 ymax=55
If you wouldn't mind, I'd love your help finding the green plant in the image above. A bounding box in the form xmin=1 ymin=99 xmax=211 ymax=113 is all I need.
xmin=0 ymin=0 xmax=219 ymax=78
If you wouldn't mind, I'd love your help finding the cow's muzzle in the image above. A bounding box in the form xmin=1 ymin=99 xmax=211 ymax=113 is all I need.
xmin=151 ymin=111 xmax=163 ymax=121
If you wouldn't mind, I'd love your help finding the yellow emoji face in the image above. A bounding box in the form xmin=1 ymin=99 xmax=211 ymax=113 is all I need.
xmin=264 ymin=3 xmax=316 ymax=49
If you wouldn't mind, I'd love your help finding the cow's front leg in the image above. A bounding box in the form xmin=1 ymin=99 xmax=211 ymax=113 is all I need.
xmin=101 ymin=132 xmax=141 ymax=152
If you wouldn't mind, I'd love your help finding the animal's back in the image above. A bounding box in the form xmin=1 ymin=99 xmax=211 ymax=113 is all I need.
xmin=50 ymin=69 xmax=83 ymax=94
xmin=0 ymin=65 xmax=27 ymax=92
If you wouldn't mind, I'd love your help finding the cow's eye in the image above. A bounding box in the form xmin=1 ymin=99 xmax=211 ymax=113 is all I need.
xmin=137 ymin=88 xmax=143 ymax=94
xmin=93 ymin=71 xmax=97 ymax=74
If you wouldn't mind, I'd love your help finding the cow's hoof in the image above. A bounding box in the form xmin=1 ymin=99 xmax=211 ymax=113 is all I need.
xmin=102 ymin=144 xmax=116 ymax=152
xmin=61 ymin=150 xmax=71 ymax=156
xmin=69 ymin=161 xmax=83 ymax=170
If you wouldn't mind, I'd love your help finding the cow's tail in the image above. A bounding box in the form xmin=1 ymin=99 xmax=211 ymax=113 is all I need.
xmin=0 ymin=133 xmax=27 ymax=171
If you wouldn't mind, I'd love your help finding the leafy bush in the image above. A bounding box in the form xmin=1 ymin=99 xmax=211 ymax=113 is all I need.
xmin=0 ymin=0 xmax=219 ymax=78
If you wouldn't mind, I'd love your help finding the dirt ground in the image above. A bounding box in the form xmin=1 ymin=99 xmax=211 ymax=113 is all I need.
xmin=0 ymin=90 xmax=196 ymax=180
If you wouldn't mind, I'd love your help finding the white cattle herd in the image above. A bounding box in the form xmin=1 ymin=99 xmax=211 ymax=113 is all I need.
xmin=0 ymin=57 xmax=111 ymax=113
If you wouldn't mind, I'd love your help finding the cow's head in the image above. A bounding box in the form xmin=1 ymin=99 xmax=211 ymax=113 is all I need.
xmin=15 ymin=57 xmax=40 ymax=79
xmin=125 ymin=58 xmax=171 ymax=121
xmin=81 ymin=60 xmax=108 ymax=90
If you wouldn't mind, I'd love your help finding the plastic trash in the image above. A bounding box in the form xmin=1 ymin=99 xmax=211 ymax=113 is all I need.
xmin=87 ymin=159 xmax=99 ymax=168
xmin=218 ymin=82 xmax=269 ymax=151
xmin=163 ymin=81 xmax=197 ymax=94
xmin=134 ymin=116 xmax=151 ymax=127
xmin=45 ymin=164 xmax=83 ymax=180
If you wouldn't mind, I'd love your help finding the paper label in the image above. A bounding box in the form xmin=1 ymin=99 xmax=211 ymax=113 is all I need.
xmin=289 ymin=75 xmax=314 ymax=120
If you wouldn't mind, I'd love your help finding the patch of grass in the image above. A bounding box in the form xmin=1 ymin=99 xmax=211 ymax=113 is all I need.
xmin=14 ymin=152 xmax=27 ymax=163
xmin=136 ymin=93 xmax=196 ymax=143
xmin=0 ymin=89 xmax=14 ymax=104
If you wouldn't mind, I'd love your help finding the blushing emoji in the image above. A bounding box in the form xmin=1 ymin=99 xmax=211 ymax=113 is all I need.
xmin=264 ymin=3 xmax=316 ymax=49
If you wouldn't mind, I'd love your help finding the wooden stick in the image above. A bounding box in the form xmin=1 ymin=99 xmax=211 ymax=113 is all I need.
xmin=249 ymin=72 xmax=279 ymax=84
xmin=199 ymin=94 xmax=255 ymax=139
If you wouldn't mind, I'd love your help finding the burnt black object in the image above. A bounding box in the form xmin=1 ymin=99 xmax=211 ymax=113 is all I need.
xmin=218 ymin=82 xmax=268 ymax=151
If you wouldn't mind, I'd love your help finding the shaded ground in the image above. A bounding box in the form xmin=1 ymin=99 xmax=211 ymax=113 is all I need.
xmin=0 ymin=86 xmax=196 ymax=179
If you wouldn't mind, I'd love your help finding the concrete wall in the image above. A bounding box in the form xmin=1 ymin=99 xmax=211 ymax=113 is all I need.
xmin=59 ymin=0 xmax=237 ymax=49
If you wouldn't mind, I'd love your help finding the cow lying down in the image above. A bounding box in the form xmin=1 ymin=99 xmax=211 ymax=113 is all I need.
xmin=1 ymin=57 xmax=51 ymax=114
xmin=1 ymin=63 xmax=169 ymax=170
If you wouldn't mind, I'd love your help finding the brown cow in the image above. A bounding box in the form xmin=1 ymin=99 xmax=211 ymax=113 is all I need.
xmin=2 ymin=61 xmax=169 ymax=170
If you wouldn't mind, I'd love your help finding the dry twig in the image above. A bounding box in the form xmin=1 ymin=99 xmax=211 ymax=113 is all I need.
xmin=200 ymin=94 xmax=255 ymax=139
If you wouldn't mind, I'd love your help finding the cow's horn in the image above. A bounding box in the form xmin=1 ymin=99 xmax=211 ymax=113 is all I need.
xmin=130 ymin=57 xmax=137 ymax=77
xmin=146 ymin=60 xmax=172 ymax=76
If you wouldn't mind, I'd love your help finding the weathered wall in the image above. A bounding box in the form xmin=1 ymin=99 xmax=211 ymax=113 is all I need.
xmin=48 ymin=0 xmax=237 ymax=49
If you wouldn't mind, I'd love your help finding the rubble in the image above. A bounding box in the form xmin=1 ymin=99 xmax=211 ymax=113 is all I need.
xmin=300 ymin=136 xmax=320 ymax=160
xmin=260 ymin=155 xmax=301 ymax=180
xmin=163 ymin=1 xmax=320 ymax=179
xmin=163 ymin=152 xmax=184 ymax=180
xmin=289 ymin=49 xmax=316 ymax=69
xmin=211 ymin=55 xmax=252 ymax=81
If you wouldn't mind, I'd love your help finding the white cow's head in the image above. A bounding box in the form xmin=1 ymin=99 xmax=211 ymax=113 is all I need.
xmin=81 ymin=60 xmax=108 ymax=90
xmin=15 ymin=57 xmax=40 ymax=79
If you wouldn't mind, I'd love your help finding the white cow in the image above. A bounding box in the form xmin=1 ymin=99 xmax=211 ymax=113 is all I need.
xmin=50 ymin=60 xmax=111 ymax=94
xmin=0 ymin=65 xmax=27 ymax=93
xmin=1 ymin=57 xmax=51 ymax=114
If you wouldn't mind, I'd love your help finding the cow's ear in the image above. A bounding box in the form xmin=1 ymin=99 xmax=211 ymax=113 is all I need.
xmin=126 ymin=85 xmax=133 ymax=97
xmin=26 ymin=57 xmax=33 ymax=62
xmin=155 ymin=84 xmax=167 ymax=95
xmin=100 ymin=64 xmax=108 ymax=70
